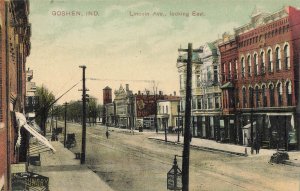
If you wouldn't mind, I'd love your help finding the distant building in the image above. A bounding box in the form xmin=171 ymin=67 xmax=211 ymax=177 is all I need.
xmin=157 ymin=97 xmax=180 ymax=131
xmin=114 ymin=84 xmax=134 ymax=128
xmin=102 ymin=86 xmax=112 ymax=124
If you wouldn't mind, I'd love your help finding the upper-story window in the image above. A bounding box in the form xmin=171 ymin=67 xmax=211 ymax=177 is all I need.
xmin=242 ymin=87 xmax=247 ymax=108
xmin=269 ymin=84 xmax=275 ymax=107
xmin=284 ymin=44 xmax=290 ymax=70
xmin=275 ymin=47 xmax=281 ymax=71
xmin=241 ymin=57 xmax=245 ymax=78
xmin=247 ymin=55 xmax=251 ymax=77
xmin=180 ymin=74 xmax=185 ymax=89
xmin=213 ymin=65 xmax=218 ymax=83
xmin=228 ymin=62 xmax=232 ymax=80
xmin=249 ymin=87 xmax=254 ymax=107
xmin=262 ymin=85 xmax=267 ymax=107
xmin=267 ymin=49 xmax=273 ymax=72
xmin=260 ymin=51 xmax=265 ymax=74
xmin=277 ymin=83 xmax=282 ymax=106
xmin=255 ymin=86 xmax=259 ymax=107
xmin=286 ymin=81 xmax=292 ymax=106
xmin=196 ymin=74 xmax=201 ymax=87
xmin=254 ymin=54 xmax=258 ymax=76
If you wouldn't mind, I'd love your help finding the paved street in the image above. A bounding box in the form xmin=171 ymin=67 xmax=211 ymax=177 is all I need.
xmin=59 ymin=122 xmax=300 ymax=191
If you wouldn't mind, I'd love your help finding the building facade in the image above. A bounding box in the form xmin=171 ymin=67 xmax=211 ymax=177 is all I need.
xmin=114 ymin=84 xmax=134 ymax=128
xmin=0 ymin=1 xmax=31 ymax=190
xmin=177 ymin=42 xmax=222 ymax=140
xmin=220 ymin=6 xmax=300 ymax=150
xmin=157 ymin=98 xmax=180 ymax=131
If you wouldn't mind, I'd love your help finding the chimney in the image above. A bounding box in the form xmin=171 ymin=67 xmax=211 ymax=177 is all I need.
xmin=138 ymin=90 xmax=141 ymax=95
xmin=126 ymin=84 xmax=129 ymax=91
xmin=174 ymin=91 xmax=176 ymax=96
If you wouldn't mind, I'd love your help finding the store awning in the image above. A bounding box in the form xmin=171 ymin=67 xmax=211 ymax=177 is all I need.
xmin=15 ymin=112 xmax=56 ymax=152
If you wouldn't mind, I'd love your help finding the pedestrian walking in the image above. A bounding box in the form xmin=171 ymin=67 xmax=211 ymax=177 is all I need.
xmin=253 ymin=138 xmax=258 ymax=154
xmin=106 ymin=131 xmax=109 ymax=139
xmin=256 ymin=139 xmax=260 ymax=154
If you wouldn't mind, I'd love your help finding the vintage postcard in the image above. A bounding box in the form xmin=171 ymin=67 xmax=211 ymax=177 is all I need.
xmin=1 ymin=0 xmax=300 ymax=191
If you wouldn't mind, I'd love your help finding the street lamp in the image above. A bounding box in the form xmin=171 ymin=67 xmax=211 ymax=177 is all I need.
xmin=167 ymin=155 xmax=182 ymax=191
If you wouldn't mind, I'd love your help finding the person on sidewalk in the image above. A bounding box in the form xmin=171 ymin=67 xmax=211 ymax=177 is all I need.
xmin=106 ymin=131 xmax=110 ymax=139
xmin=253 ymin=138 xmax=258 ymax=154
xmin=256 ymin=139 xmax=260 ymax=154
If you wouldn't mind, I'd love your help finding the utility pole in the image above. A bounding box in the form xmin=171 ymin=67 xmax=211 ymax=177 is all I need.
xmin=63 ymin=102 xmax=68 ymax=147
xmin=178 ymin=43 xmax=202 ymax=191
xmin=79 ymin=65 xmax=87 ymax=164
xmin=177 ymin=104 xmax=180 ymax=142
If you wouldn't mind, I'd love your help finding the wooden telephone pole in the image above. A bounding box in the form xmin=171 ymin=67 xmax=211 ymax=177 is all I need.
xmin=178 ymin=43 xmax=202 ymax=191
xmin=79 ymin=65 xmax=87 ymax=164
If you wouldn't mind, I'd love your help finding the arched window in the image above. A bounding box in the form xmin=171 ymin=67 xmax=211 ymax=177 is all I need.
xmin=262 ymin=85 xmax=267 ymax=107
xmin=166 ymin=106 xmax=168 ymax=113
xmin=242 ymin=88 xmax=247 ymax=108
xmin=247 ymin=55 xmax=251 ymax=77
xmin=260 ymin=51 xmax=265 ymax=74
xmin=228 ymin=62 xmax=232 ymax=80
xmin=284 ymin=45 xmax=290 ymax=70
xmin=241 ymin=57 xmax=245 ymax=78
xmin=255 ymin=86 xmax=259 ymax=107
xmin=267 ymin=49 xmax=273 ymax=72
xmin=249 ymin=87 xmax=254 ymax=107
xmin=277 ymin=83 xmax=282 ymax=106
xmin=275 ymin=47 xmax=281 ymax=71
xmin=286 ymin=81 xmax=292 ymax=106
xmin=269 ymin=84 xmax=275 ymax=107
xmin=254 ymin=54 xmax=258 ymax=75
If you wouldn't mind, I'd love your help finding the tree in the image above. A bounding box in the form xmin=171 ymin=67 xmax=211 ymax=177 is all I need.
xmin=35 ymin=85 xmax=55 ymax=136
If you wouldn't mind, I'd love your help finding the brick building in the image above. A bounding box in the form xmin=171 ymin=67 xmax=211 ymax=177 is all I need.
xmin=220 ymin=6 xmax=300 ymax=150
xmin=0 ymin=0 xmax=31 ymax=190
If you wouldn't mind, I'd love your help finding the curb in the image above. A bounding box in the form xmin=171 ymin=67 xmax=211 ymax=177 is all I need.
xmin=148 ymin=137 xmax=247 ymax=157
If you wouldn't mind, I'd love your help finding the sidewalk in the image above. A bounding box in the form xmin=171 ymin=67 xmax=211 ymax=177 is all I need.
xmin=149 ymin=134 xmax=293 ymax=157
xmin=29 ymin=141 xmax=114 ymax=191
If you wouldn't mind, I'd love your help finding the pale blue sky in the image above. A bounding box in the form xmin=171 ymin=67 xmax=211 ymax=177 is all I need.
xmin=27 ymin=0 xmax=300 ymax=104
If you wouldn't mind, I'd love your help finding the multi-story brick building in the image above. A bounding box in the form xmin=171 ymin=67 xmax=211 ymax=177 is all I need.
xmin=220 ymin=6 xmax=300 ymax=150
xmin=177 ymin=41 xmax=222 ymax=140
xmin=0 ymin=1 xmax=31 ymax=190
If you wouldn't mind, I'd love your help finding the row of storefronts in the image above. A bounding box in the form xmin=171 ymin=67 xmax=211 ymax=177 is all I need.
xmin=103 ymin=85 xmax=180 ymax=131
xmin=177 ymin=6 xmax=300 ymax=150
